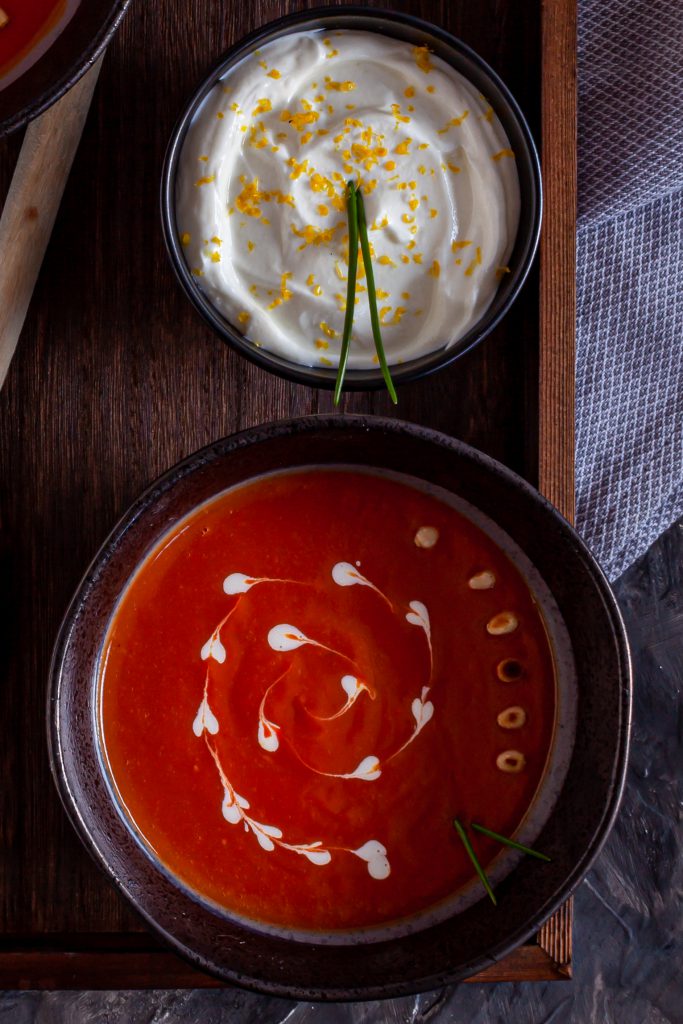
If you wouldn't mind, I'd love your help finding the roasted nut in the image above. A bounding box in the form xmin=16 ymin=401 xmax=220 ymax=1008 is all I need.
xmin=414 ymin=526 xmax=439 ymax=548
xmin=497 ymin=706 xmax=527 ymax=729
xmin=486 ymin=611 xmax=518 ymax=635
xmin=496 ymin=658 xmax=523 ymax=682
xmin=468 ymin=570 xmax=496 ymax=590
xmin=496 ymin=750 xmax=526 ymax=773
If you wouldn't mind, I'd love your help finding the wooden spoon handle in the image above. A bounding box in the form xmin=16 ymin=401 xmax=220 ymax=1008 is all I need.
xmin=0 ymin=55 xmax=103 ymax=390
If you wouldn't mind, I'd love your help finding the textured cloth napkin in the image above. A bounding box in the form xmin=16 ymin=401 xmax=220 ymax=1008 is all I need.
xmin=576 ymin=0 xmax=683 ymax=580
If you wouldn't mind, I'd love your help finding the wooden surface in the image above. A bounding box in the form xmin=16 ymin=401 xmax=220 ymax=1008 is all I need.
xmin=539 ymin=0 xmax=577 ymax=521
xmin=0 ymin=0 xmax=575 ymax=990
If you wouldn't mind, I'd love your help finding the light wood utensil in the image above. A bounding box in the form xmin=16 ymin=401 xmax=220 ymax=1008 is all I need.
xmin=0 ymin=56 xmax=103 ymax=390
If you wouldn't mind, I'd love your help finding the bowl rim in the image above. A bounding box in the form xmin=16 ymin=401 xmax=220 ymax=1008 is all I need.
xmin=160 ymin=5 xmax=543 ymax=391
xmin=0 ymin=0 xmax=131 ymax=138
xmin=47 ymin=414 xmax=631 ymax=1000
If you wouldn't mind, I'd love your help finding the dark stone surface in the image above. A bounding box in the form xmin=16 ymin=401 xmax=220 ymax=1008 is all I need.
xmin=2 ymin=518 xmax=681 ymax=1021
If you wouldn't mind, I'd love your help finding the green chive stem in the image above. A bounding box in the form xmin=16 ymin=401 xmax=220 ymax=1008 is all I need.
xmin=355 ymin=188 xmax=398 ymax=405
xmin=471 ymin=822 xmax=552 ymax=862
xmin=453 ymin=818 xmax=497 ymax=906
xmin=333 ymin=181 xmax=360 ymax=406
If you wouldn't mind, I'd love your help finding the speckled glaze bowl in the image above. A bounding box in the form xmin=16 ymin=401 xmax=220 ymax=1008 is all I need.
xmin=0 ymin=0 xmax=130 ymax=138
xmin=47 ymin=416 xmax=630 ymax=1000
xmin=160 ymin=6 xmax=542 ymax=391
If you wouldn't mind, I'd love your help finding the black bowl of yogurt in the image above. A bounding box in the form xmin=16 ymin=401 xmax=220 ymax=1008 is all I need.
xmin=161 ymin=6 xmax=542 ymax=391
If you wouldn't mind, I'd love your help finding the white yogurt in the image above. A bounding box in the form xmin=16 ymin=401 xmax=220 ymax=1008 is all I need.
xmin=176 ymin=30 xmax=520 ymax=369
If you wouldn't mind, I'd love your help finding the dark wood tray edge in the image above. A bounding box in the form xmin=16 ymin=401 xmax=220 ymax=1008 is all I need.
xmin=0 ymin=910 xmax=572 ymax=988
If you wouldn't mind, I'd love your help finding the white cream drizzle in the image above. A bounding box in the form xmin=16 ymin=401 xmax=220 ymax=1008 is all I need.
xmin=311 ymin=674 xmax=370 ymax=722
xmin=206 ymin=737 xmax=388 ymax=872
xmin=191 ymin=561 xmax=452 ymax=879
xmin=267 ymin=622 xmax=339 ymax=654
xmin=405 ymin=599 xmax=431 ymax=642
xmin=331 ymin=755 xmax=382 ymax=782
xmin=411 ymin=686 xmax=435 ymax=732
xmin=387 ymin=686 xmax=435 ymax=763
xmin=331 ymin=561 xmax=392 ymax=607
xmin=223 ymin=572 xmax=260 ymax=594
xmin=192 ymin=690 xmax=219 ymax=737
xmin=352 ymin=840 xmax=391 ymax=881
xmin=265 ymin=589 xmax=435 ymax=777
xmin=257 ymin=682 xmax=281 ymax=752
xmin=223 ymin=571 xmax=297 ymax=594
xmin=200 ymin=631 xmax=227 ymax=663
xmin=405 ymin=599 xmax=433 ymax=673
xmin=267 ymin=623 xmax=309 ymax=651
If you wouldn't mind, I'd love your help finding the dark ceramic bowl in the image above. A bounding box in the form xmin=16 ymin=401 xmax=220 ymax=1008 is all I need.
xmin=48 ymin=416 xmax=630 ymax=1000
xmin=0 ymin=0 xmax=130 ymax=138
xmin=160 ymin=6 xmax=542 ymax=391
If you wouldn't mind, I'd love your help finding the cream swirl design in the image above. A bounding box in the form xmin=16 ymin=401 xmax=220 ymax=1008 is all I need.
xmin=192 ymin=563 xmax=437 ymax=881
xmin=176 ymin=30 xmax=520 ymax=368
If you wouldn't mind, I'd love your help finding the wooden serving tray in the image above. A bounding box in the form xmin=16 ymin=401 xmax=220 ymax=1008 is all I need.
xmin=0 ymin=0 xmax=575 ymax=990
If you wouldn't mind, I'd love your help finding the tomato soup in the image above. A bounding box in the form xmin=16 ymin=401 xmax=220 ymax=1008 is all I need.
xmin=0 ymin=1 xmax=80 ymax=88
xmin=99 ymin=469 xmax=559 ymax=934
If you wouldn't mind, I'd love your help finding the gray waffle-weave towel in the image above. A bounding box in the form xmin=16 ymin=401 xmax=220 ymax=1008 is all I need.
xmin=576 ymin=0 xmax=683 ymax=579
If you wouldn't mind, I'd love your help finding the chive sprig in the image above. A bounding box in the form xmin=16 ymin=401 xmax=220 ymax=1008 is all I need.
xmin=453 ymin=818 xmax=551 ymax=906
xmin=333 ymin=181 xmax=398 ymax=406
xmin=471 ymin=822 xmax=552 ymax=862
xmin=333 ymin=181 xmax=360 ymax=406
xmin=356 ymin=188 xmax=398 ymax=404
xmin=453 ymin=818 xmax=497 ymax=906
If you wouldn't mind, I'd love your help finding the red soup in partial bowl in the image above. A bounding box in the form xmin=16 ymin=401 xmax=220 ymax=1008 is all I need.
xmin=98 ymin=466 xmax=575 ymax=939
xmin=0 ymin=1 xmax=80 ymax=90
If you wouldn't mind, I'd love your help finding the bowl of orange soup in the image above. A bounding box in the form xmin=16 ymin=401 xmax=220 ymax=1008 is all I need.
xmin=0 ymin=0 xmax=129 ymax=137
xmin=48 ymin=417 xmax=630 ymax=998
